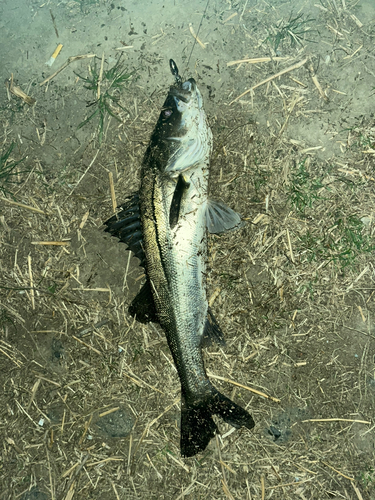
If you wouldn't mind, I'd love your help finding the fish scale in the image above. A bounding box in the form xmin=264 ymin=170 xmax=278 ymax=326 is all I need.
xmin=142 ymin=171 xmax=209 ymax=397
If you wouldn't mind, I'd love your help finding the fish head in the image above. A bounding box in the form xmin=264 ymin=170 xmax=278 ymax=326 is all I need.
xmin=147 ymin=78 xmax=212 ymax=175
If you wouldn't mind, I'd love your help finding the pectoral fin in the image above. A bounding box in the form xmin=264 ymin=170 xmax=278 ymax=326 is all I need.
xmin=169 ymin=174 xmax=190 ymax=229
xmin=206 ymin=200 xmax=243 ymax=234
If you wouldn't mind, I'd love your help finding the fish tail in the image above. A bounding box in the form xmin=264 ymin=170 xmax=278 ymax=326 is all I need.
xmin=180 ymin=388 xmax=255 ymax=457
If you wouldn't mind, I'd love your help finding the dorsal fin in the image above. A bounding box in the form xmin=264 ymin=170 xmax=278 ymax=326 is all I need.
xmin=104 ymin=193 xmax=145 ymax=266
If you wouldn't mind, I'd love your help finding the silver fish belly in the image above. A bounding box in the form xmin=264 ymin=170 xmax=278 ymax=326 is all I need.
xmin=105 ymin=70 xmax=254 ymax=457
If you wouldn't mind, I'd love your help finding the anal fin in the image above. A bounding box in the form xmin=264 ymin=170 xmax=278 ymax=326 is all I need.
xmin=201 ymin=307 xmax=225 ymax=347
xmin=128 ymin=280 xmax=158 ymax=324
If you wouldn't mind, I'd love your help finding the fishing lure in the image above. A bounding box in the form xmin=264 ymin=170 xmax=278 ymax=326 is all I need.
xmin=169 ymin=59 xmax=182 ymax=86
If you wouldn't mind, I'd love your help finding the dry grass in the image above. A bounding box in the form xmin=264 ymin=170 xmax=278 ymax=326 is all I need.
xmin=1 ymin=1 xmax=375 ymax=499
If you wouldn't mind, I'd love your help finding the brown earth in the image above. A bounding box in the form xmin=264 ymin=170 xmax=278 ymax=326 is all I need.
xmin=0 ymin=0 xmax=375 ymax=499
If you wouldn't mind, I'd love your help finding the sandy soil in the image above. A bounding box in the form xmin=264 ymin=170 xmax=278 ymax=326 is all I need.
xmin=0 ymin=0 xmax=375 ymax=499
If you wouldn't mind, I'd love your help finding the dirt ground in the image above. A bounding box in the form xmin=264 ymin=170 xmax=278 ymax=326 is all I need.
xmin=1 ymin=0 xmax=375 ymax=499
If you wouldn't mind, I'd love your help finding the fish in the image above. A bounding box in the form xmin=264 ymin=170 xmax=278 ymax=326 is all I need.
xmin=104 ymin=60 xmax=255 ymax=457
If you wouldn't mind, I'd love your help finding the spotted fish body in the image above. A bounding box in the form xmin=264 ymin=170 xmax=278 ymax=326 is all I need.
xmin=105 ymin=64 xmax=254 ymax=457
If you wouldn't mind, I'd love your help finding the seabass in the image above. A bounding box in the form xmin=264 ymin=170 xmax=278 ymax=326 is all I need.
xmin=105 ymin=60 xmax=254 ymax=457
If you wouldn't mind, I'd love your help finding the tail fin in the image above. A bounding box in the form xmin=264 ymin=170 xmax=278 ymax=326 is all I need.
xmin=180 ymin=389 xmax=255 ymax=457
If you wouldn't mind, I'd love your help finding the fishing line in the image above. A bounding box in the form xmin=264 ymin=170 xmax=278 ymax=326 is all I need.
xmin=185 ymin=0 xmax=210 ymax=73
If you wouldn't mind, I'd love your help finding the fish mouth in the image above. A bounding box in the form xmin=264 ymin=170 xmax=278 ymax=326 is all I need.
xmin=169 ymin=78 xmax=197 ymax=103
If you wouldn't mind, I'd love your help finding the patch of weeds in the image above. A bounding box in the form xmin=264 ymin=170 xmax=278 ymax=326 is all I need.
xmin=355 ymin=132 xmax=374 ymax=150
xmin=251 ymin=164 xmax=270 ymax=202
xmin=131 ymin=344 xmax=145 ymax=362
xmin=273 ymin=322 xmax=283 ymax=330
xmin=342 ymin=126 xmax=375 ymax=151
xmin=298 ymin=230 xmax=326 ymax=263
xmin=288 ymin=159 xmax=326 ymax=214
xmin=334 ymin=175 xmax=362 ymax=192
xmin=0 ymin=142 xmax=27 ymax=197
xmin=47 ymin=282 xmax=57 ymax=294
xmin=358 ymin=466 xmax=375 ymax=490
xmin=357 ymin=132 xmax=374 ymax=149
xmin=328 ymin=215 xmax=375 ymax=270
xmin=219 ymin=272 xmax=241 ymax=291
xmin=75 ymin=56 xmax=133 ymax=144
xmin=159 ymin=445 xmax=175 ymax=458
xmin=299 ymin=215 xmax=374 ymax=271
xmin=296 ymin=278 xmax=317 ymax=299
xmin=266 ymin=12 xmax=317 ymax=53
xmin=56 ymin=164 xmax=82 ymax=189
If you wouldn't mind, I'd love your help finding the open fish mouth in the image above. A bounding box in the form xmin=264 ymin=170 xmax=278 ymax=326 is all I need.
xmin=169 ymin=78 xmax=197 ymax=103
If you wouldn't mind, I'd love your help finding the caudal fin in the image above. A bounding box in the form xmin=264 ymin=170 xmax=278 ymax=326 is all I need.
xmin=180 ymin=389 xmax=255 ymax=457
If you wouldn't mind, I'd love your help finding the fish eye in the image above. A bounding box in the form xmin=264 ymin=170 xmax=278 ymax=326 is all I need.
xmin=163 ymin=109 xmax=172 ymax=118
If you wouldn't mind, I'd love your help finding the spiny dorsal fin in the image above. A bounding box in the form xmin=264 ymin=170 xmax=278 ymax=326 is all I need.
xmin=104 ymin=193 xmax=145 ymax=266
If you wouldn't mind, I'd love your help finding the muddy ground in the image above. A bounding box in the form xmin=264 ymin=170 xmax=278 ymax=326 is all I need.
xmin=0 ymin=0 xmax=375 ymax=499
